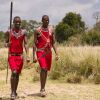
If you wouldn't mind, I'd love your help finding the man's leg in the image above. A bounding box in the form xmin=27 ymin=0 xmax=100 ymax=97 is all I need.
xmin=10 ymin=70 xmax=19 ymax=99
xmin=15 ymin=73 xmax=19 ymax=96
xmin=40 ymin=68 xmax=47 ymax=97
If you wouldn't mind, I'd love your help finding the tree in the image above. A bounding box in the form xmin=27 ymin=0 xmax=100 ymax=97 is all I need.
xmin=0 ymin=31 xmax=4 ymax=41
xmin=56 ymin=22 xmax=75 ymax=43
xmin=93 ymin=12 xmax=100 ymax=23
xmin=21 ymin=20 xmax=41 ymax=39
xmin=94 ymin=21 xmax=100 ymax=31
xmin=55 ymin=12 xmax=85 ymax=43
xmin=0 ymin=31 xmax=5 ymax=47
xmin=82 ymin=30 xmax=100 ymax=45
xmin=63 ymin=12 xmax=85 ymax=32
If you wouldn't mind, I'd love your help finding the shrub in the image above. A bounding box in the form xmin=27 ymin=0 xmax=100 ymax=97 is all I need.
xmin=66 ymin=73 xmax=81 ymax=83
xmin=82 ymin=30 xmax=100 ymax=45
xmin=94 ymin=74 xmax=100 ymax=84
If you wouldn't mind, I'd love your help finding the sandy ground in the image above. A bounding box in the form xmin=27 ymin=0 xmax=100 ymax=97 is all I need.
xmin=0 ymin=69 xmax=100 ymax=100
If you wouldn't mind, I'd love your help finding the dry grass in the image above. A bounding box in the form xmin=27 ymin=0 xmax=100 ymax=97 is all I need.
xmin=0 ymin=46 xmax=100 ymax=100
xmin=0 ymin=69 xmax=100 ymax=100
xmin=51 ymin=46 xmax=100 ymax=83
xmin=0 ymin=46 xmax=100 ymax=83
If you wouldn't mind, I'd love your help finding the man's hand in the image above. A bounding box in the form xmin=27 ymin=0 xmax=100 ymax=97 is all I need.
xmin=33 ymin=57 xmax=37 ymax=63
xmin=4 ymin=43 xmax=10 ymax=47
xmin=26 ymin=56 xmax=30 ymax=63
xmin=55 ymin=55 xmax=59 ymax=61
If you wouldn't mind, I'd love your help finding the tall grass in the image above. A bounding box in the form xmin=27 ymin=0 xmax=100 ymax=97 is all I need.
xmin=50 ymin=46 xmax=100 ymax=83
xmin=0 ymin=48 xmax=8 ymax=70
xmin=0 ymin=46 xmax=100 ymax=83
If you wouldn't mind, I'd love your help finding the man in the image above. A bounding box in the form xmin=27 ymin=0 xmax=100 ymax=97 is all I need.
xmin=33 ymin=15 xmax=58 ymax=97
xmin=5 ymin=16 xmax=30 ymax=99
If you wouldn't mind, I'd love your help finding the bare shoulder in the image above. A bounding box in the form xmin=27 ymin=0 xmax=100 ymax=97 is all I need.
xmin=21 ymin=29 xmax=27 ymax=35
xmin=48 ymin=25 xmax=54 ymax=29
xmin=34 ymin=26 xmax=41 ymax=34
xmin=48 ymin=25 xmax=55 ymax=34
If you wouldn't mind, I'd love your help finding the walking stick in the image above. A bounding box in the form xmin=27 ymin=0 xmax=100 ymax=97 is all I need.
xmin=6 ymin=1 xmax=13 ymax=84
xmin=28 ymin=48 xmax=51 ymax=70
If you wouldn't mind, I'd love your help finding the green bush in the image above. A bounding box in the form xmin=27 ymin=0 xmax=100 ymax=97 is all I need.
xmin=66 ymin=73 xmax=81 ymax=83
xmin=79 ymin=56 xmax=96 ymax=78
xmin=82 ymin=30 xmax=100 ymax=45
xmin=94 ymin=74 xmax=100 ymax=84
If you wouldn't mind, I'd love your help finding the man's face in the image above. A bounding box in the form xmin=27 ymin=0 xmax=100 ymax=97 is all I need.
xmin=42 ymin=16 xmax=49 ymax=27
xmin=13 ymin=18 xmax=21 ymax=29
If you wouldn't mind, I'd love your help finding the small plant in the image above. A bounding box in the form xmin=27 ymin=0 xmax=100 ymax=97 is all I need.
xmin=66 ymin=73 xmax=81 ymax=83
xmin=33 ymin=74 xmax=39 ymax=82
xmin=94 ymin=74 xmax=100 ymax=84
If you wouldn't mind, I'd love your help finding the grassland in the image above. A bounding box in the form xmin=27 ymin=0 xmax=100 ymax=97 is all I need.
xmin=0 ymin=46 xmax=100 ymax=100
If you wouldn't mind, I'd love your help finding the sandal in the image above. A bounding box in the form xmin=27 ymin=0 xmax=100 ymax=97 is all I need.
xmin=15 ymin=92 xmax=18 ymax=98
xmin=40 ymin=89 xmax=47 ymax=97
xmin=10 ymin=93 xmax=16 ymax=100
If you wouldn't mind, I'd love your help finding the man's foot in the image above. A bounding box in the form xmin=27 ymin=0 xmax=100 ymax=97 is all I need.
xmin=40 ymin=89 xmax=47 ymax=97
xmin=10 ymin=93 xmax=16 ymax=100
xmin=15 ymin=92 xmax=18 ymax=98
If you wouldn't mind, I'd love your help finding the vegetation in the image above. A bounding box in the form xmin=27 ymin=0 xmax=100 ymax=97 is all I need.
xmin=55 ymin=12 xmax=85 ymax=43
xmin=21 ymin=20 xmax=41 ymax=39
xmin=0 ymin=12 xmax=100 ymax=47
xmin=1 ymin=46 xmax=100 ymax=84
xmin=0 ymin=11 xmax=100 ymax=84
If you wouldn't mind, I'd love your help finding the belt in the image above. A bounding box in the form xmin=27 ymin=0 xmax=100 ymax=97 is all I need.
xmin=37 ymin=48 xmax=45 ymax=51
xmin=9 ymin=53 xmax=23 ymax=56
xmin=37 ymin=47 xmax=51 ymax=52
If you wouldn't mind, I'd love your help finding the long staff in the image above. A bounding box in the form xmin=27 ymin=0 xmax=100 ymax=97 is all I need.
xmin=6 ymin=1 xmax=13 ymax=83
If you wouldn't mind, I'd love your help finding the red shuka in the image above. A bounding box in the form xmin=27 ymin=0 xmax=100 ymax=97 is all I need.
xmin=36 ymin=26 xmax=53 ymax=71
xmin=8 ymin=29 xmax=26 ymax=73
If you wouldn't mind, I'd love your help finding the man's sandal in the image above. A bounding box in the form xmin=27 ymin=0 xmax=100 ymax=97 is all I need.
xmin=11 ymin=92 xmax=18 ymax=100
xmin=40 ymin=89 xmax=47 ymax=97
xmin=10 ymin=93 xmax=16 ymax=100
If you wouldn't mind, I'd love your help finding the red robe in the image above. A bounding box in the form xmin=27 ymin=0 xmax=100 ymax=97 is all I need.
xmin=36 ymin=26 xmax=53 ymax=71
xmin=8 ymin=29 xmax=26 ymax=73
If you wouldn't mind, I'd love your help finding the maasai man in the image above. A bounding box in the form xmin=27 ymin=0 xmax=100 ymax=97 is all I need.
xmin=5 ymin=16 xmax=30 ymax=99
xmin=33 ymin=15 xmax=58 ymax=97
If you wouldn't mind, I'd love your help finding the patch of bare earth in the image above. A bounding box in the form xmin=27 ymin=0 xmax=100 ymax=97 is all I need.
xmin=0 ymin=69 xmax=100 ymax=100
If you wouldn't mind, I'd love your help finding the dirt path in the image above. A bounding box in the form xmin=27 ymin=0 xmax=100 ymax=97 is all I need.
xmin=0 ymin=69 xmax=100 ymax=100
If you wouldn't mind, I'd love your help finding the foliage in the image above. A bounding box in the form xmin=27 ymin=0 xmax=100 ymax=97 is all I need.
xmin=0 ymin=31 xmax=5 ymax=47
xmin=55 ymin=12 xmax=85 ymax=43
xmin=21 ymin=20 xmax=41 ymax=39
xmin=67 ymin=34 xmax=83 ymax=46
xmin=0 ymin=46 xmax=100 ymax=84
xmin=0 ymin=31 xmax=4 ymax=41
xmin=94 ymin=21 xmax=100 ymax=31
xmin=55 ymin=23 xmax=73 ymax=43
xmin=63 ymin=12 xmax=85 ymax=30
xmin=82 ymin=30 xmax=100 ymax=45
xmin=66 ymin=73 xmax=81 ymax=83
xmin=94 ymin=74 xmax=100 ymax=84
xmin=49 ymin=46 xmax=100 ymax=83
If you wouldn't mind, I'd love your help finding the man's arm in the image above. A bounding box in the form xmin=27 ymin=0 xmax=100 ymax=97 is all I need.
xmin=52 ymin=29 xmax=58 ymax=60
xmin=52 ymin=29 xmax=58 ymax=55
xmin=33 ymin=29 xmax=38 ymax=62
xmin=4 ymin=31 xmax=10 ymax=47
xmin=24 ymin=31 xmax=30 ymax=62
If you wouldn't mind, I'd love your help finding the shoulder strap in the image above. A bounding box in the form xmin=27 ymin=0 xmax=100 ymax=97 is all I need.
xmin=37 ymin=26 xmax=49 ymax=42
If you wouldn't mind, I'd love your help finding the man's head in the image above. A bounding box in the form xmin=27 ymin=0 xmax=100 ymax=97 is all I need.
xmin=42 ymin=15 xmax=49 ymax=28
xmin=13 ymin=16 xmax=21 ymax=29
